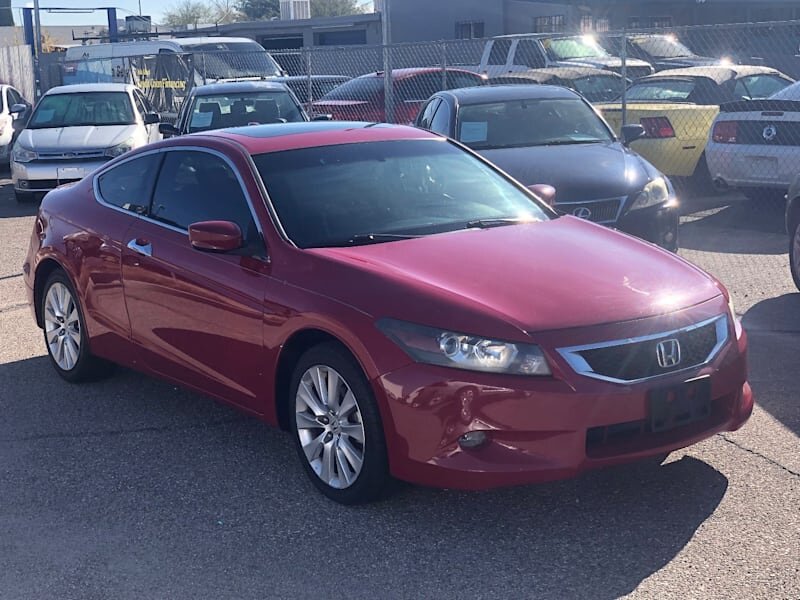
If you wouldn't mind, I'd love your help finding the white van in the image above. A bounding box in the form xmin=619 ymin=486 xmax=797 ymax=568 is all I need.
xmin=63 ymin=37 xmax=285 ymax=85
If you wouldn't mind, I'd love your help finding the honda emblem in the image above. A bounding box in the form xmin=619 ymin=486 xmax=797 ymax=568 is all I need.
xmin=656 ymin=339 xmax=681 ymax=368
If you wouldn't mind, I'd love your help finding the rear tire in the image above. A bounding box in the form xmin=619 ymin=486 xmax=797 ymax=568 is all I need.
xmin=288 ymin=342 xmax=390 ymax=504
xmin=41 ymin=269 xmax=114 ymax=382
xmin=688 ymin=153 xmax=718 ymax=197
xmin=789 ymin=221 xmax=800 ymax=292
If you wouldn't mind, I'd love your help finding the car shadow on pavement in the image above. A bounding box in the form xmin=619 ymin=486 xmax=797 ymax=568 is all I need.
xmin=742 ymin=294 xmax=800 ymax=438
xmin=679 ymin=197 xmax=787 ymax=255
xmin=0 ymin=355 xmax=729 ymax=599
xmin=0 ymin=178 xmax=37 ymax=218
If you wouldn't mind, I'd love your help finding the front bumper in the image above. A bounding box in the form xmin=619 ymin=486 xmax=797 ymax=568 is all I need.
xmin=706 ymin=142 xmax=800 ymax=190
xmin=376 ymin=306 xmax=750 ymax=491
xmin=616 ymin=202 xmax=679 ymax=251
xmin=11 ymin=159 xmax=108 ymax=193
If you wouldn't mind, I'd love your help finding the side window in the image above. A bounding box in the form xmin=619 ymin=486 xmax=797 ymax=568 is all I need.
xmin=96 ymin=153 xmax=161 ymax=213
xmin=135 ymin=90 xmax=154 ymax=114
xmin=10 ymin=88 xmax=24 ymax=105
xmin=446 ymin=72 xmax=484 ymax=90
xmin=132 ymin=91 xmax=147 ymax=117
xmin=516 ymin=40 xmax=546 ymax=68
xmin=150 ymin=151 xmax=256 ymax=240
xmin=488 ymin=39 xmax=512 ymax=66
xmin=398 ymin=73 xmax=440 ymax=102
xmin=429 ymin=101 xmax=452 ymax=135
xmin=417 ymin=98 xmax=441 ymax=128
xmin=735 ymin=75 xmax=790 ymax=100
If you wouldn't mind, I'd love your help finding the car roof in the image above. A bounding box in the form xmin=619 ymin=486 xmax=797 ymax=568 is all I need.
xmin=45 ymin=83 xmax=134 ymax=95
xmin=191 ymin=81 xmax=290 ymax=95
xmin=165 ymin=36 xmax=261 ymax=46
xmin=359 ymin=68 xmax=482 ymax=80
xmin=440 ymin=84 xmax=579 ymax=104
xmin=205 ymin=121 xmax=439 ymax=154
xmin=642 ymin=65 xmax=784 ymax=84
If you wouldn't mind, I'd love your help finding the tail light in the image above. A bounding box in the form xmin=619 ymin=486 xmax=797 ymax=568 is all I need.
xmin=712 ymin=121 xmax=738 ymax=144
xmin=640 ymin=117 xmax=675 ymax=139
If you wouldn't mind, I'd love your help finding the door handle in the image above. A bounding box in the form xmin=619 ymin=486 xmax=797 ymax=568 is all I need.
xmin=127 ymin=238 xmax=152 ymax=257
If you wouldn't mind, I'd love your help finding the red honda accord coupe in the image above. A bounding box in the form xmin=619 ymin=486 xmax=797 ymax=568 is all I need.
xmin=23 ymin=122 xmax=752 ymax=504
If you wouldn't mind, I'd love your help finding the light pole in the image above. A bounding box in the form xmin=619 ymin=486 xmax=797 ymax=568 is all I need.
xmin=381 ymin=0 xmax=393 ymax=122
xmin=32 ymin=0 xmax=42 ymax=98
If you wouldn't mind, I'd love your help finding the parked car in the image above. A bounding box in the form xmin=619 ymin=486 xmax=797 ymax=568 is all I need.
xmin=311 ymin=68 xmax=487 ymax=124
xmin=0 ymin=84 xmax=31 ymax=165
xmin=706 ymin=81 xmax=800 ymax=200
xmin=23 ymin=121 xmax=752 ymax=504
xmin=785 ymin=172 xmax=800 ymax=288
xmin=11 ymin=83 xmax=161 ymax=203
xmin=490 ymin=67 xmax=626 ymax=103
xmin=273 ymin=75 xmax=351 ymax=108
xmin=473 ymin=34 xmax=654 ymax=79
xmin=158 ymin=81 xmax=308 ymax=137
xmin=597 ymin=66 xmax=794 ymax=183
xmin=416 ymin=85 xmax=679 ymax=250
xmin=603 ymin=34 xmax=722 ymax=72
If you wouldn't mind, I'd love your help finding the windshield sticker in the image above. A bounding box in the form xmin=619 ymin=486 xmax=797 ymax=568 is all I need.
xmin=36 ymin=109 xmax=55 ymax=123
xmin=460 ymin=121 xmax=488 ymax=143
xmin=191 ymin=111 xmax=213 ymax=128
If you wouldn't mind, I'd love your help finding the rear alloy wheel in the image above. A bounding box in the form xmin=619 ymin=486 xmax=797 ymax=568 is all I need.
xmin=289 ymin=343 xmax=390 ymax=504
xmin=41 ymin=270 xmax=112 ymax=382
xmin=790 ymin=221 xmax=800 ymax=291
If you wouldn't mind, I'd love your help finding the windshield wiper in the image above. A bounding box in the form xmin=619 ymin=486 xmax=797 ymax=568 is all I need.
xmin=465 ymin=218 xmax=527 ymax=229
xmin=542 ymin=139 xmax=603 ymax=146
xmin=347 ymin=233 xmax=421 ymax=245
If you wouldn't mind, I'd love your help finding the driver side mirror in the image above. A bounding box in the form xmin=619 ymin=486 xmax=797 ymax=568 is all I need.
xmin=621 ymin=124 xmax=646 ymax=146
xmin=10 ymin=103 xmax=27 ymax=115
xmin=144 ymin=112 xmax=161 ymax=125
xmin=159 ymin=123 xmax=180 ymax=137
xmin=528 ymin=184 xmax=556 ymax=206
xmin=189 ymin=221 xmax=243 ymax=252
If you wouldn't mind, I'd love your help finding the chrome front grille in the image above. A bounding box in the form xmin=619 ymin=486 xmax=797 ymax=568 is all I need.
xmin=558 ymin=315 xmax=730 ymax=384
xmin=36 ymin=149 xmax=106 ymax=161
xmin=554 ymin=196 xmax=625 ymax=224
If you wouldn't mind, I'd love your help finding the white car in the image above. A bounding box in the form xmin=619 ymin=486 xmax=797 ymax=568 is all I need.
xmin=0 ymin=84 xmax=31 ymax=163
xmin=11 ymin=83 xmax=161 ymax=202
xmin=706 ymin=80 xmax=800 ymax=200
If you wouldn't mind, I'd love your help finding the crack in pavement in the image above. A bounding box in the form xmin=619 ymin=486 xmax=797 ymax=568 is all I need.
xmin=0 ymin=417 xmax=252 ymax=444
xmin=718 ymin=433 xmax=800 ymax=478
xmin=0 ymin=273 xmax=22 ymax=281
xmin=0 ymin=302 xmax=29 ymax=314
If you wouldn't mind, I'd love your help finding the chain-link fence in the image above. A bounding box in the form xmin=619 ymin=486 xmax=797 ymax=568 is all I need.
xmin=41 ymin=19 xmax=800 ymax=195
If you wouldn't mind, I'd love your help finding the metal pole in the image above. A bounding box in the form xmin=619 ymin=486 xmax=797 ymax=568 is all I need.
xmin=620 ymin=27 xmax=627 ymax=127
xmin=381 ymin=0 xmax=393 ymax=123
xmin=32 ymin=0 xmax=42 ymax=98
xmin=306 ymin=49 xmax=313 ymax=108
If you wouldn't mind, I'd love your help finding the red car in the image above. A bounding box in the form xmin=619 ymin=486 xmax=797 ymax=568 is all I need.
xmin=311 ymin=68 xmax=486 ymax=124
xmin=23 ymin=122 xmax=752 ymax=504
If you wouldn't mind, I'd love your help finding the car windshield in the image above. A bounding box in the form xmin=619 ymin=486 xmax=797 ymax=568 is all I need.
xmin=632 ymin=36 xmax=695 ymax=59
xmin=253 ymin=139 xmax=549 ymax=248
xmin=319 ymin=77 xmax=384 ymax=101
xmin=572 ymin=75 xmax=626 ymax=103
xmin=456 ymin=98 xmax=613 ymax=150
xmin=184 ymin=42 xmax=283 ymax=78
xmin=544 ymin=36 xmax=609 ymax=60
xmin=771 ymin=80 xmax=800 ymax=101
xmin=188 ymin=91 xmax=304 ymax=132
xmin=27 ymin=91 xmax=135 ymax=129
xmin=625 ymin=79 xmax=696 ymax=102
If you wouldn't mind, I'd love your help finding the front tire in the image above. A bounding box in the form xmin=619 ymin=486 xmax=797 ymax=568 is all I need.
xmin=289 ymin=342 xmax=390 ymax=504
xmin=41 ymin=270 xmax=112 ymax=382
xmin=790 ymin=222 xmax=800 ymax=292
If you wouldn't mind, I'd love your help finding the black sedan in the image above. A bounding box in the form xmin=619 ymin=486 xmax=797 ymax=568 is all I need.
xmin=490 ymin=67 xmax=626 ymax=103
xmin=416 ymin=85 xmax=679 ymax=251
xmin=159 ymin=81 xmax=308 ymax=137
xmin=604 ymin=34 xmax=721 ymax=72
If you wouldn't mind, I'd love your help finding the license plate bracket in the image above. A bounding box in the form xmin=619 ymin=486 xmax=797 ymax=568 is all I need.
xmin=648 ymin=377 xmax=711 ymax=433
xmin=57 ymin=167 xmax=85 ymax=181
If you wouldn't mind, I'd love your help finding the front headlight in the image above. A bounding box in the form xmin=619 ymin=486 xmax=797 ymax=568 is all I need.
xmin=631 ymin=176 xmax=671 ymax=210
xmin=12 ymin=144 xmax=37 ymax=163
xmin=728 ymin=295 xmax=743 ymax=338
xmin=104 ymin=138 xmax=135 ymax=158
xmin=377 ymin=318 xmax=551 ymax=376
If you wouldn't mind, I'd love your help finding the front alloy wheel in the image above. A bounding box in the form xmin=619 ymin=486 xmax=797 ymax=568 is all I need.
xmin=289 ymin=343 xmax=390 ymax=504
xmin=790 ymin=222 xmax=800 ymax=291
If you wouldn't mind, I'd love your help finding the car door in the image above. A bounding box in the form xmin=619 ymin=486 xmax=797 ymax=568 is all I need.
xmin=121 ymin=147 xmax=268 ymax=412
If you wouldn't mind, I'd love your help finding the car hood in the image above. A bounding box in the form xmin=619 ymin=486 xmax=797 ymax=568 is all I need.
xmin=478 ymin=142 xmax=649 ymax=202
xmin=654 ymin=56 xmax=721 ymax=69
xmin=18 ymin=124 xmax=138 ymax=152
xmin=308 ymin=217 xmax=720 ymax=335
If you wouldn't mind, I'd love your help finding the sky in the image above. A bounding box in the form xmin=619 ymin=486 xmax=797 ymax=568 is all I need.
xmin=13 ymin=1 xmax=375 ymax=27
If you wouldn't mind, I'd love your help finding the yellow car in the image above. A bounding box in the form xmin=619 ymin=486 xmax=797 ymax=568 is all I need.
xmin=597 ymin=66 xmax=793 ymax=181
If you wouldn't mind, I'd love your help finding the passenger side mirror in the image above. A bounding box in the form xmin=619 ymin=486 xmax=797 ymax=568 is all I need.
xmin=621 ymin=124 xmax=646 ymax=146
xmin=159 ymin=123 xmax=180 ymax=137
xmin=144 ymin=112 xmax=161 ymax=125
xmin=528 ymin=184 xmax=556 ymax=206
xmin=312 ymin=113 xmax=333 ymax=121
xmin=10 ymin=103 xmax=27 ymax=115
xmin=189 ymin=221 xmax=243 ymax=252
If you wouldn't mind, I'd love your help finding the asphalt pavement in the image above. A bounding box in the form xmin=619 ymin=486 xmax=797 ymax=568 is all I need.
xmin=0 ymin=178 xmax=797 ymax=599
